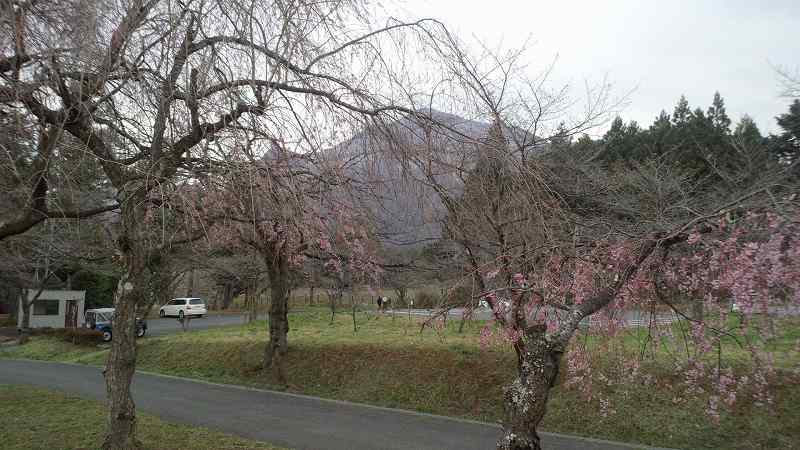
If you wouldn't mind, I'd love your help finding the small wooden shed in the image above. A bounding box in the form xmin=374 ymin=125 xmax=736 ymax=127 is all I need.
xmin=17 ymin=289 xmax=86 ymax=329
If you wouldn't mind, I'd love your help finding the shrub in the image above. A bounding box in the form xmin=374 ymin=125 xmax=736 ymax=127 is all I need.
xmin=29 ymin=327 xmax=56 ymax=336
xmin=413 ymin=290 xmax=440 ymax=309
xmin=45 ymin=328 xmax=104 ymax=346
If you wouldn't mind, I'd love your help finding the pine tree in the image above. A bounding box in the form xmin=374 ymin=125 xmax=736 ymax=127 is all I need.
xmin=601 ymin=117 xmax=643 ymax=161
xmin=672 ymin=95 xmax=691 ymax=126
xmin=707 ymin=91 xmax=732 ymax=134
xmin=667 ymin=97 xmax=726 ymax=178
xmin=651 ymin=110 xmax=672 ymax=132
xmin=776 ymin=100 xmax=800 ymax=143
xmin=646 ymin=110 xmax=673 ymax=157
xmin=602 ymin=117 xmax=627 ymax=161
xmin=773 ymin=99 xmax=800 ymax=165
xmin=571 ymin=133 xmax=597 ymax=158
xmin=689 ymin=107 xmax=714 ymax=140
xmin=549 ymin=122 xmax=572 ymax=149
xmin=604 ymin=117 xmax=625 ymax=142
xmin=733 ymin=115 xmax=763 ymax=147
xmin=690 ymin=107 xmax=710 ymax=128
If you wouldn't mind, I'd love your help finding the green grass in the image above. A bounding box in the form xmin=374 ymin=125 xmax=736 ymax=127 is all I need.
xmin=0 ymin=385 xmax=286 ymax=450
xmin=571 ymin=312 xmax=800 ymax=371
xmin=543 ymin=380 xmax=800 ymax=450
xmin=0 ymin=336 xmax=108 ymax=363
xmin=3 ymin=308 xmax=799 ymax=449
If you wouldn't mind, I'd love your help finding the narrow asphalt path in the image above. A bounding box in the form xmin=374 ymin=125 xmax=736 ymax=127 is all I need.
xmin=146 ymin=313 xmax=258 ymax=336
xmin=0 ymin=360 xmax=664 ymax=450
xmin=392 ymin=305 xmax=800 ymax=328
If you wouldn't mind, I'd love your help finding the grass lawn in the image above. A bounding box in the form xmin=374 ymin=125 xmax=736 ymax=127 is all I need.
xmin=2 ymin=308 xmax=799 ymax=449
xmin=0 ymin=385 xmax=286 ymax=450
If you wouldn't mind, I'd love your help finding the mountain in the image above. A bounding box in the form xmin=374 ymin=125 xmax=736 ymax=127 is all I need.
xmin=325 ymin=109 xmax=512 ymax=249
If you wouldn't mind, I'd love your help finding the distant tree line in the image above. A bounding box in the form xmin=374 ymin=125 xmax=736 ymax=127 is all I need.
xmin=577 ymin=92 xmax=799 ymax=176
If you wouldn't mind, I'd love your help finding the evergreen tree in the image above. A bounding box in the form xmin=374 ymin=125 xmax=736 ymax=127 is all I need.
xmin=707 ymin=91 xmax=732 ymax=134
xmin=773 ymin=99 xmax=800 ymax=165
xmin=646 ymin=110 xmax=673 ymax=157
xmin=663 ymin=96 xmax=730 ymax=180
xmin=601 ymin=116 xmax=643 ymax=161
xmin=690 ymin=107 xmax=710 ymax=126
xmin=776 ymin=100 xmax=800 ymax=144
xmin=571 ymin=133 xmax=597 ymax=158
xmin=689 ymin=107 xmax=714 ymax=144
xmin=672 ymin=95 xmax=692 ymax=126
xmin=549 ymin=122 xmax=572 ymax=150
xmin=651 ymin=110 xmax=672 ymax=132
xmin=733 ymin=115 xmax=763 ymax=147
xmin=604 ymin=116 xmax=625 ymax=143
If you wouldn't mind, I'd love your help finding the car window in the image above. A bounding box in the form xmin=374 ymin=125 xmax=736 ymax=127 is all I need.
xmin=169 ymin=299 xmax=184 ymax=305
xmin=189 ymin=299 xmax=203 ymax=305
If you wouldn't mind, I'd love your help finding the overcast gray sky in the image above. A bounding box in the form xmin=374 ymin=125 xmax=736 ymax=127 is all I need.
xmin=402 ymin=0 xmax=799 ymax=134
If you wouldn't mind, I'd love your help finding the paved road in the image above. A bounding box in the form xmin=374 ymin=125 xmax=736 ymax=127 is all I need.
xmin=392 ymin=305 xmax=800 ymax=328
xmin=0 ymin=360 xmax=664 ymax=450
xmin=148 ymin=304 xmax=800 ymax=336
xmin=146 ymin=314 xmax=257 ymax=336
xmin=390 ymin=308 xmax=676 ymax=325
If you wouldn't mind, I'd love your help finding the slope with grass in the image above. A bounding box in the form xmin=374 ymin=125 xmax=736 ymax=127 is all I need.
xmin=2 ymin=308 xmax=798 ymax=449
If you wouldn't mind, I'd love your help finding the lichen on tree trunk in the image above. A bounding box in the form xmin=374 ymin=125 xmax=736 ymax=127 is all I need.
xmin=497 ymin=325 xmax=563 ymax=450
xmin=101 ymin=191 xmax=147 ymax=450
xmin=101 ymin=274 xmax=143 ymax=450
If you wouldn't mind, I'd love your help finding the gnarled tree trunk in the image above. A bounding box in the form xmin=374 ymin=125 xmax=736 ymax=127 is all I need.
xmin=102 ymin=193 xmax=146 ymax=450
xmin=185 ymin=269 xmax=194 ymax=297
xmin=17 ymin=292 xmax=31 ymax=344
xmin=19 ymin=290 xmax=30 ymax=329
xmin=2 ymin=285 xmax=21 ymax=323
xmin=498 ymin=325 xmax=563 ymax=450
xmin=264 ymin=254 xmax=290 ymax=383
xmin=220 ymin=282 xmax=235 ymax=309
xmin=102 ymin=272 xmax=144 ymax=450
xmin=18 ymin=282 xmax=50 ymax=343
xmin=328 ymin=289 xmax=339 ymax=324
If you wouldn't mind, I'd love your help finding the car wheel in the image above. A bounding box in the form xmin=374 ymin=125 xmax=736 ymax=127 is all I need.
xmin=136 ymin=327 xmax=146 ymax=338
xmin=159 ymin=309 xmax=165 ymax=318
xmin=197 ymin=314 xmax=204 ymax=319
xmin=102 ymin=330 xmax=112 ymax=342
xmin=179 ymin=310 xmax=185 ymax=320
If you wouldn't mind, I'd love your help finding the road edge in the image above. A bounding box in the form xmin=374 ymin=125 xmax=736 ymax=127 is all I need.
xmin=0 ymin=358 xmax=675 ymax=450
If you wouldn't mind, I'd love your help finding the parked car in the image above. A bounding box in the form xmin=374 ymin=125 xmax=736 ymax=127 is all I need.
xmin=159 ymin=298 xmax=207 ymax=319
xmin=84 ymin=308 xmax=147 ymax=342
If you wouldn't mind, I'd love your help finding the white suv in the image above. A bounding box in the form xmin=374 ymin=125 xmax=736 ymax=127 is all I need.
xmin=159 ymin=298 xmax=207 ymax=319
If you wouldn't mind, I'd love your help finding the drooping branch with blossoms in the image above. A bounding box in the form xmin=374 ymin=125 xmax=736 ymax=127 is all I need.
xmin=195 ymin=137 xmax=386 ymax=382
xmin=383 ymin=91 xmax=798 ymax=448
